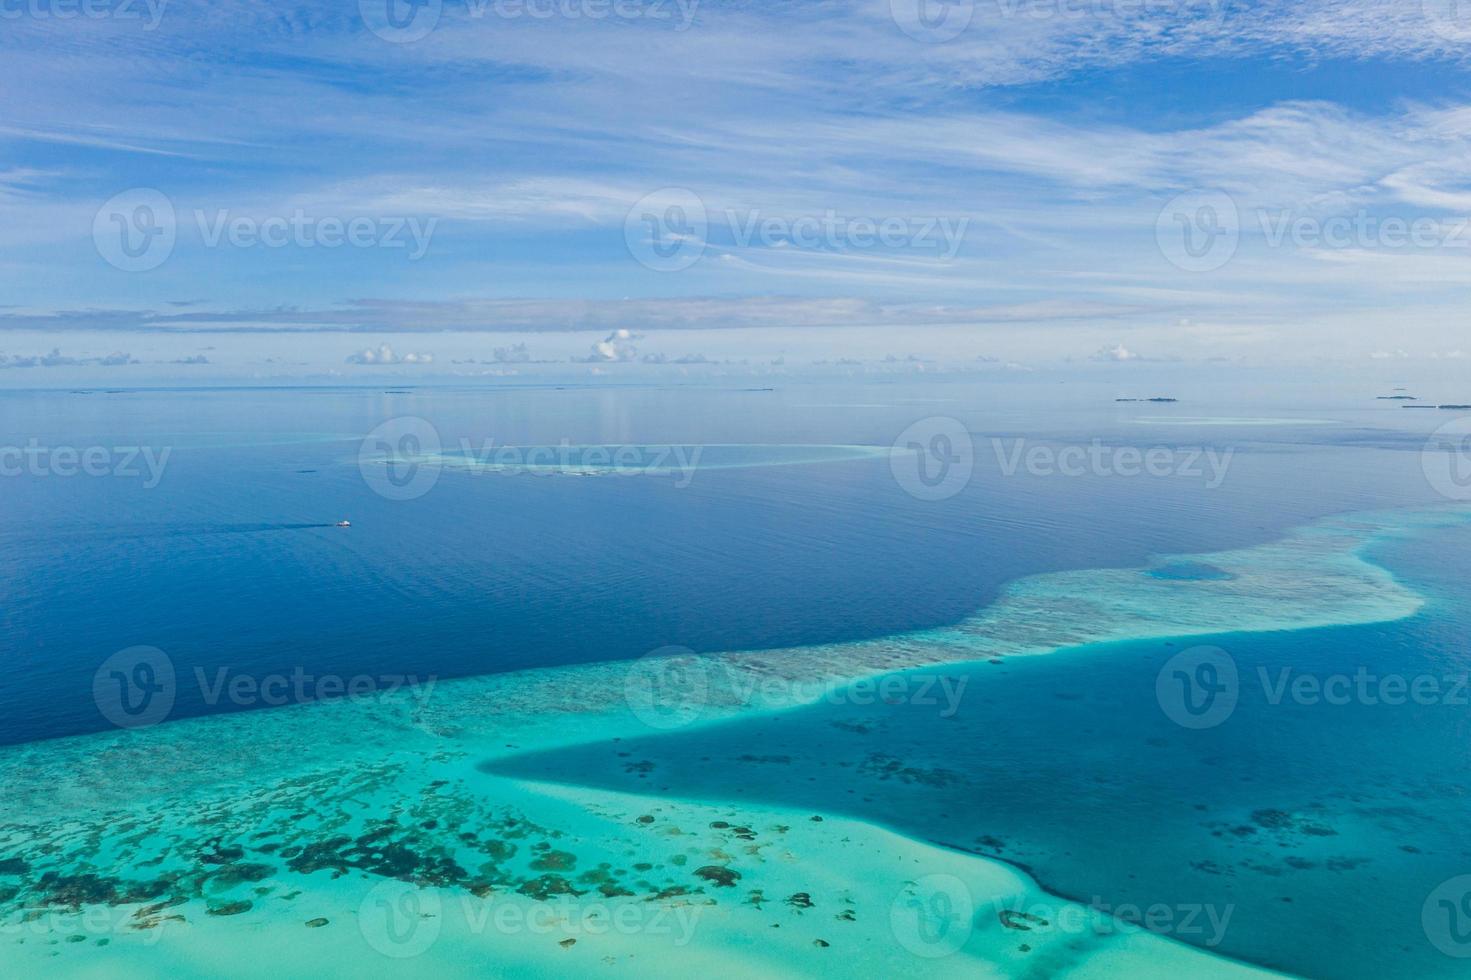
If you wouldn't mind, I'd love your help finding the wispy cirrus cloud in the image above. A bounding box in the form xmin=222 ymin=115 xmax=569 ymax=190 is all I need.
xmin=0 ymin=296 xmax=1156 ymax=333
xmin=6 ymin=0 xmax=1471 ymax=375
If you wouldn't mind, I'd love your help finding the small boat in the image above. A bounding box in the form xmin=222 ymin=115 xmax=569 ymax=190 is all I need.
xmin=335 ymin=520 xmax=351 ymax=528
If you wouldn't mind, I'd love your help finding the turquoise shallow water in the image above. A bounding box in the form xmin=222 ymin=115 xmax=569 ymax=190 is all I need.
xmin=493 ymin=519 xmax=1471 ymax=979
xmin=0 ymin=502 xmax=1463 ymax=976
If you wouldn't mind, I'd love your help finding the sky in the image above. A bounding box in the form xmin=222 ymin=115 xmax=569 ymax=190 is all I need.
xmin=3 ymin=0 xmax=1471 ymax=384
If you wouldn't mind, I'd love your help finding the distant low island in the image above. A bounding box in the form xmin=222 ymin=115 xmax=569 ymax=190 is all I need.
xmin=1115 ymin=397 xmax=1178 ymax=403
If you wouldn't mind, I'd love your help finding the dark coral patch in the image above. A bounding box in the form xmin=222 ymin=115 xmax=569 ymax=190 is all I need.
xmin=207 ymin=900 xmax=253 ymax=916
xmin=694 ymin=866 xmax=740 ymax=888
xmin=529 ymin=851 xmax=577 ymax=872
xmin=518 ymin=875 xmax=586 ymax=901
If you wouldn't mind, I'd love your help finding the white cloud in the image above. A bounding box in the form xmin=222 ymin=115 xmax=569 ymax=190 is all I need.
xmin=580 ymin=328 xmax=641 ymax=362
xmin=1093 ymin=344 xmax=1142 ymax=362
xmin=345 ymin=343 xmax=434 ymax=365
xmin=490 ymin=342 xmax=534 ymax=363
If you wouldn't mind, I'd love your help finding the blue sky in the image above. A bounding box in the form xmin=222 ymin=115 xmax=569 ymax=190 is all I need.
xmin=4 ymin=0 xmax=1471 ymax=382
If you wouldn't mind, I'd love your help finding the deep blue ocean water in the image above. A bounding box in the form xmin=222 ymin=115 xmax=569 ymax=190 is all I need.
xmin=3 ymin=380 xmax=1469 ymax=978
xmin=0 ymin=382 xmax=1450 ymax=746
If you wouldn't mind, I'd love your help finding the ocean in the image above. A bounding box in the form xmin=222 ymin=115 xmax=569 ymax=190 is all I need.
xmin=1 ymin=380 xmax=1468 ymax=977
